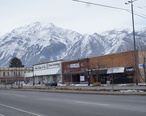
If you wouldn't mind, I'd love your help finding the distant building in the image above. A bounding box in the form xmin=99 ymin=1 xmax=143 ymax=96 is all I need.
xmin=0 ymin=67 xmax=33 ymax=84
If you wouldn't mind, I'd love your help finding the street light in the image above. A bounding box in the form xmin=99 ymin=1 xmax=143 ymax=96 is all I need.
xmin=125 ymin=0 xmax=138 ymax=85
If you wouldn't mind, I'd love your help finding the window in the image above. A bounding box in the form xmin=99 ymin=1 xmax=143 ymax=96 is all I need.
xmin=3 ymin=72 xmax=5 ymax=76
xmin=18 ymin=72 xmax=20 ymax=76
xmin=81 ymin=63 xmax=83 ymax=67
xmin=64 ymin=70 xmax=67 ymax=73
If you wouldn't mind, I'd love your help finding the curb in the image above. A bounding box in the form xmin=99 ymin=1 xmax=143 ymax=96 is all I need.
xmin=1 ymin=88 xmax=146 ymax=96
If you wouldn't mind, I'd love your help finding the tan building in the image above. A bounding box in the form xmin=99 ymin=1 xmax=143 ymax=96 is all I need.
xmin=0 ymin=67 xmax=33 ymax=84
xmin=62 ymin=50 xmax=146 ymax=84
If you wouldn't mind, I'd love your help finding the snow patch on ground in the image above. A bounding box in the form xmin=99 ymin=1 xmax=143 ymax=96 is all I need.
xmin=120 ymin=90 xmax=144 ymax=92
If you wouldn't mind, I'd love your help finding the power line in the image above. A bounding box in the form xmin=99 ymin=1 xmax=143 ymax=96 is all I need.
xmin=114 ymin=0 xmax=146 ymax=17
xmin=133 ymin=0 xmax=138 ymax=2
xmin=73 ymin=0 xmax=129 ymax=11
xmin=128 ymin=11 xmax=146 ymax=18
xmin=72 ymin=0 xmax=129 ymax=11
xmin=133 ymin=10 xmax=146 ymax=17
xmin=72 ymin=0 xmax=146 ymax=19
xmin=109 ymin=0 xmax=146 ymax=18
xmin=136 ymin=6 xmax=146 ymax=15
xmin=125 ymin=0 xmax=146 ymax=19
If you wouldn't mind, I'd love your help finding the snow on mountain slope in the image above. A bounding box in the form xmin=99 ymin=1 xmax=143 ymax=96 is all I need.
xmin=66 ymin=33 xmax=107 ymax=60
xmin=0 ymin=22 xmax=146 ymax=67
xmin=0 ymin=22 xmax=82 ymax=67
xmin=102 ymin=30 xmax=133 ymax=54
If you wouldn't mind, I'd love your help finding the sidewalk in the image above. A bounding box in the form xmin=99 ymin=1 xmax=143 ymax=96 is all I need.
xmin=1 ymin=83 xmax=146 ymax=95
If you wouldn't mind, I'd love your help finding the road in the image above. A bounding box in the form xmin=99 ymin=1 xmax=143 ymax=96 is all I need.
xmin=0 ymin=90 xmax=146 ymax=116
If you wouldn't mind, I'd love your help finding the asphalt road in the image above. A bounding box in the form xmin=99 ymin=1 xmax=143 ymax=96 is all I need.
xmin=0 ymin=90 xmax=146 ymax=116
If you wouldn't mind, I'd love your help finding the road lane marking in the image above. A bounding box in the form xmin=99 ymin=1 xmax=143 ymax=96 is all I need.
xmin=0 ymin=103 xmax=42 ymax=116
xmin=74 ymin=101 xmax=110 ymax=106
xmin=38 ymin=97 xmax=110 ymax=107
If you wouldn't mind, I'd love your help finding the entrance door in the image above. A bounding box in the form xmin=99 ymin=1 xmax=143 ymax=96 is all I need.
xmin=72 ymin=74 xmax=80 ymax=84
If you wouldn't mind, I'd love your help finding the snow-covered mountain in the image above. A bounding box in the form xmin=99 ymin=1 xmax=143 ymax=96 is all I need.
xmin=0 ymin=22 xmax=146 ymax=67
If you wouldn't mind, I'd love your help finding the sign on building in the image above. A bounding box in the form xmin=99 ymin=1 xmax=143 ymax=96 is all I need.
xmin=139 ymin=64 xmax=146 ymax=69
xmin=70 ymin=63 xmax=80 ymax=68
xmin=48 ymin=62 xmax=60 ymax=68
xmin=34 ymin=64 xmax=47 ymax=70
xmin=80 ymin=76 xmax=85 ymax=82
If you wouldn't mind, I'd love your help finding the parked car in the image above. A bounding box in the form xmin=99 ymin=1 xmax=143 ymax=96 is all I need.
xmin=5 ymin=81 xmax=14 ymax=85
xmin=45 ymin=81 xmax=57 ymax=86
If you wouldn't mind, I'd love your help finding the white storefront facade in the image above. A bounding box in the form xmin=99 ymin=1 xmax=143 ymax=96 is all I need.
xmin=33 ymin=60 xmax=62 ymax=84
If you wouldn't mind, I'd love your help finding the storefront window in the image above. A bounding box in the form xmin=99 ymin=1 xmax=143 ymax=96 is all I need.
xmin=127 ymin=73 xmax=133 ymax=78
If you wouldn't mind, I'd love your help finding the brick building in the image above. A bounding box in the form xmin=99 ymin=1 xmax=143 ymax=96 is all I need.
xmin=62 ymin=58 xmax=89 ymax=84
xmin=62 ymin=50 xmax=146 ymax=84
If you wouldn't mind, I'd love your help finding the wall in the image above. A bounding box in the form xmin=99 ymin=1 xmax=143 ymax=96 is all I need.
xmin=89 ymin=51 xmax=135 ymax=69
xmin=62 ymin=59 xmax=89 ymax=83
xmin=0 ymin=67 xmax=33 ymax=83
xmin=138 ymin=50 xmax=146 ymax=82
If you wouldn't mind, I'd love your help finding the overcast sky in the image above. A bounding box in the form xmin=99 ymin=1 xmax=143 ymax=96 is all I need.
xmin=0 ymin=0 xmax=146 ymax=36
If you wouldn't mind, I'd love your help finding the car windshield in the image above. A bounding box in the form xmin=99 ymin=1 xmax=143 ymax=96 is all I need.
xmin=48 ymin=81 xmax=55 ymax=83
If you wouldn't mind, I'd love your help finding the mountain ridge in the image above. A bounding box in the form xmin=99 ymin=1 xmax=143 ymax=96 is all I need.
xmin=0 ymin=22 xmax=146 ymax=67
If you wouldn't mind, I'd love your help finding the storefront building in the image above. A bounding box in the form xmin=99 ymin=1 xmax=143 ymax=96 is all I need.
xmin=33 ymin=60 xmax=62 ymax=84
xmin=62 ymin=50 xmax=146 ymax=84
xmin=89 ymin=50 xmax=146 ymax=84
xmin=0 ymin=67 xmax=32 ymax=84
xmin=24 ymin=72 xmax=33 ymax=84
xmin=62 ymin=58 xmax=89 ymax=84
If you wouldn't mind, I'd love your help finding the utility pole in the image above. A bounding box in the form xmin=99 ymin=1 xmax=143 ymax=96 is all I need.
xmin=125 ymin=0 xmax=138 ymax=85
xmin=144 ymin=57 xmax=146 ymax=83
xmin=33 ymin=66 xmax=35 ymax=86
xmin=87 ymin=58 xmax=90 ymax=86
xmin=112 ymin=56 xmax=114 ymax=91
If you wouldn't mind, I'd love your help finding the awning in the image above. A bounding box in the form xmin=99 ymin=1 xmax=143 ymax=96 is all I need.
xmin=25 ymin=72 xmax=33 ymax=77
xmin=89 ymin=71 xmax=96 ymax=75
xmin=107 ymin=67 xmax=125 ymax=74
xmin=34 ymin=68 xmax=61 ymax=76
xmin=97 ymin=69 xmax=107 ymax=74
xmin=84 ymin=71 xmax=89 ymax=76
xmin=84 ymin=69 xmax=107 ymax=75
xmin=90 ymin=69 xmax=107 ymax=75
xmin=84 ymin=71 xmax=97 ymax=75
